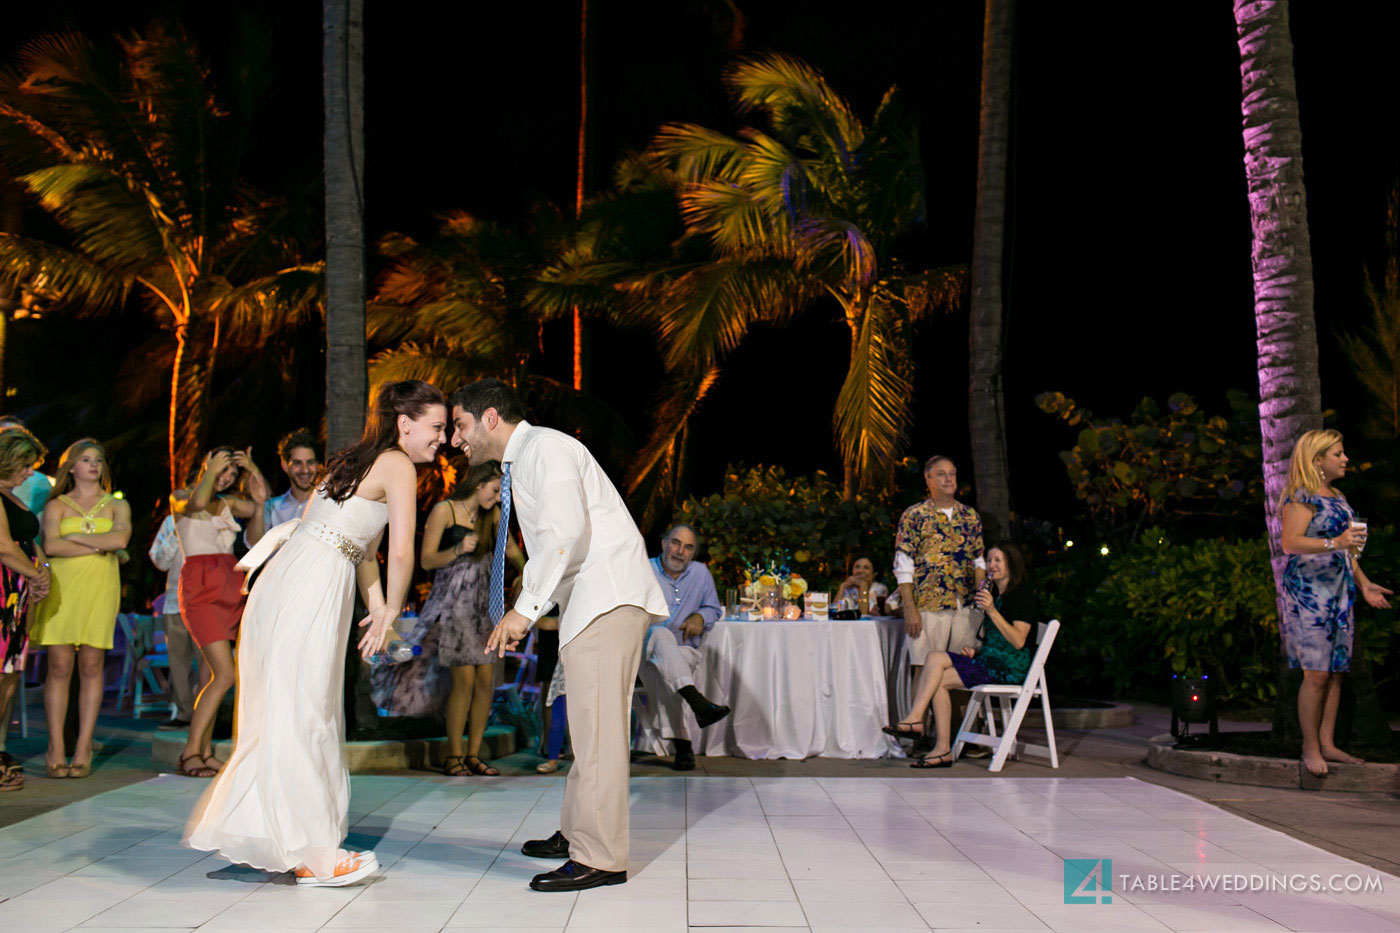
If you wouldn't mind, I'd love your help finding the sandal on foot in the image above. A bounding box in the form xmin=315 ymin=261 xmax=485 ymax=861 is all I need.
xmin=0 ymin=751 xmax=22 ymax=775
xmin=45 ymin=761 xmax=69 ymax=779
xmin=882 ymin=721 xmax=925 ymax=738
xmin=911 ymin=753 xmax=953 ymax=770
xmin=177 ymin=753 xmax=217 ymax=778
xmin=67 ymin=760 xmax=92 ymax=779
xmin=536 ymin=759 xmax=560 ymax=774
xmin=465 ymin=756 xmax=500 ymax=776
xmin=442 ymin=755 xmax=469 ymax=777
xmin=0 ymin=769 xmax=23 ymax=792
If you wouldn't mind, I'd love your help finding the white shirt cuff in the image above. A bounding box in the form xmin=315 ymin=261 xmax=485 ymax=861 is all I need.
xmin=514 ymin=589 xmax=552 ymax=624
xmin=893 ymin=551 xmax=914 ymax=585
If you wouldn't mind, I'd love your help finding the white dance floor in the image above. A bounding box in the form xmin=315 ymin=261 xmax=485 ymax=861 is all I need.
xmin=1 ymin=774 xmax=1398 ymax=932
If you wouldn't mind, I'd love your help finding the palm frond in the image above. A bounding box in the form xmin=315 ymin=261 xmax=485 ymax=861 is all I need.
xmin=834 ymin=298 xmax=914 ymax=492
xmin=654 ymin=258 xmax=796 ymax=371
xmin=20 ymin=163 xmax=168 ymax=271
xmin=792 ymin=215 xmax=876 ymax=290
xmin=209 ymin=264 xmax=323 ymax=342
xmin=0 ymin=232 xmax=129 ymax=310
xmin=368 ymin=344 xmax=498 ymax=396
xmin=625 ymin=366 xmax=721 ymax=496
xmin=651 ymin=123 xmax=748 ymax=183
xmin=724 ymin=53 xmax=864 ymax=169
xmin=888 ymin=264 xmax=968 ymax=320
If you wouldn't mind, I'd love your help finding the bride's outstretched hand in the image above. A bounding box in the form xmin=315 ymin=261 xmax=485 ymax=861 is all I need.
xmin=357 ymin=605 xmax=397 ymax=659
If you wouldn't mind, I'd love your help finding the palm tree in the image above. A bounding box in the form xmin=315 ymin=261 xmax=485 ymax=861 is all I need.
xmin=323 ymin=0 xmax=367 ymax=452
xmin=0 ymin=27 xmax=321 ymax=488
xmin=968 ymin=0 xmax=1015 ymax=543
xmin=1234 ymin=0 xmax=1389 ymax=746
xmin=366 ymin=209 xmax=636 ymax=470
xmin=638 ymin=53 xmax=964 ymax=500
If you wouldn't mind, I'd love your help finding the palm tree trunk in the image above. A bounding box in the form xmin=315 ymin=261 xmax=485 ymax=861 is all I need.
xmin=1235 ymin=0 xmax=1322 ymax=589
xmin=323 ymin=0 xmax=367 ymax=453
xmin=571 ymin=0 xmax=591 ymax=393
xmin=169 ymin=319 xmax=190 ymax=489
xmin=967 ymin=0 xmax=1015 ymax=544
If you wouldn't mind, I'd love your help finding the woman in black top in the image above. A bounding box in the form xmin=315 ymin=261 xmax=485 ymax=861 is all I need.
xmin=0 ymin=428 xmax=51 ymax=791
xmin=883 ymin=542 xmax=1041 ymax=769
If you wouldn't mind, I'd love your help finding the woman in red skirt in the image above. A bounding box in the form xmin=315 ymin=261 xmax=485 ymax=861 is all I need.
xmin=173 ymin=447 xmax=268 ymax=777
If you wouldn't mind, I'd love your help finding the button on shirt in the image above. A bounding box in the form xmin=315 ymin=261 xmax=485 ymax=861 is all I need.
xmin=649 ymin=557 xmax=723 ymax=648
xmin=504 ymin=421 xmax=669 ymax=647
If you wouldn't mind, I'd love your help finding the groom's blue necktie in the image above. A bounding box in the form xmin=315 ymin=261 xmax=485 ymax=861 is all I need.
xmin=489 ymin=462 xmax=512 ymax=624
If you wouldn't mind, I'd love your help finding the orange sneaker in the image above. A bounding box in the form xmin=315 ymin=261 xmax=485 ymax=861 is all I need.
xmin=294 ymin=850 xmax=378 ymax=887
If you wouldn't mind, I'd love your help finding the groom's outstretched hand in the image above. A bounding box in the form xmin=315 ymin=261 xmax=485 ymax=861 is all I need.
xmin=486 ymin=609 xmax=532 ymax=657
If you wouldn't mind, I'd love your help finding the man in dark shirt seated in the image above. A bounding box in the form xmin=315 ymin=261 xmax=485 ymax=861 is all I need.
xmin=640 ymin=524 xmax=731 ymax=770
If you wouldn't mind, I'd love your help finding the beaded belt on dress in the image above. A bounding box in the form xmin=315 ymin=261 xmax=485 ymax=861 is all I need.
xmin=299 ymin=521 xmax=366 ymax=564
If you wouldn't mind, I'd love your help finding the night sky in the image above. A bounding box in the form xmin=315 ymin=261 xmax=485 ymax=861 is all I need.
xmin=6 ymin=0 xmax=1398 ymax=528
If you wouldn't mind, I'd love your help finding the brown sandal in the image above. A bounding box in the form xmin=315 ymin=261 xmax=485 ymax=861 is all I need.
xmin=442 ymin=755 xmax=469 ymax=777
xmin=177 ymin=753 xmax=217 ymax=778
xmin=0 ymin=768 xmax=22 ymax=792
xmin=465 ymin=756 xmax=500 ymax=776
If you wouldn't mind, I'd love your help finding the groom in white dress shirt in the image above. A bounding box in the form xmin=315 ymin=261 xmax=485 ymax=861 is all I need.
xmin=450 ymin=379 xmax=669 ymax=893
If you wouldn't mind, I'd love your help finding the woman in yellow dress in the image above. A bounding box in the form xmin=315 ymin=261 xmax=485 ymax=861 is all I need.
xmin=31 ymin=439 xmax=131 ymax=778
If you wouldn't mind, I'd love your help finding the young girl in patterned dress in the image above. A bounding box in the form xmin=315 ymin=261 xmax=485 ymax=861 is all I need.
xmin=1279 ymin=430 xmax=1392 ymax=778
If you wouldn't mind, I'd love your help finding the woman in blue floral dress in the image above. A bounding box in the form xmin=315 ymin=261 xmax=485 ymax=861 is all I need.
xmin=1279 ymin=430 xmax=1392 ymax=778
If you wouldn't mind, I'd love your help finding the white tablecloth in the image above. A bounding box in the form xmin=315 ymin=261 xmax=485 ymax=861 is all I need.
xmin=695 ymin=617 xmax=909 ymax=760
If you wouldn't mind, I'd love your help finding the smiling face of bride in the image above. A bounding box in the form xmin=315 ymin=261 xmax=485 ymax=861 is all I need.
xmin=396 ymin=404 xmax=448 ymax=464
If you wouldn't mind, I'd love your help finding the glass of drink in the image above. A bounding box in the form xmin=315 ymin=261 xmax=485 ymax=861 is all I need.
xmin=725 ymin=588 xmax=739 ymax=618
xmin=1351 ymin=517 xmax=1368 ymax=556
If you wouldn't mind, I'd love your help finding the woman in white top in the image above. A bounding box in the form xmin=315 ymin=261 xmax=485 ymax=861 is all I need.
xmin=171 ymin=448 xmax=268 ymax=778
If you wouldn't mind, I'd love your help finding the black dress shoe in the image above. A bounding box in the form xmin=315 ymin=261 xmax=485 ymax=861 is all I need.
xmin=695 ymin=702 xmax=731 ymax=729
xmin=671 ymin=743 xmax=696 ymax=771
xmin=530 ymin=859 xmax=627 ymax=892
xmin=521 ymin=830 xmax=569 ymax=859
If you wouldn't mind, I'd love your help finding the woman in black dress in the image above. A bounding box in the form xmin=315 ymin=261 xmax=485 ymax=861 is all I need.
xmin=0 ymin=428 xmax=52 ymax=791
xmin=417 ymin=462 xmax=522 ymax=775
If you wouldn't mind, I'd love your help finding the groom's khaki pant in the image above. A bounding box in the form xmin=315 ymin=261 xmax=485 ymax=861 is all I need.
xmin=559 ymin=604 xmax=651 ymax=873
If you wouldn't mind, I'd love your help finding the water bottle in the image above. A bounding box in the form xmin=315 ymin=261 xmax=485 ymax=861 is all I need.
xmin=369 ymin=640 xmax=422 ymax=665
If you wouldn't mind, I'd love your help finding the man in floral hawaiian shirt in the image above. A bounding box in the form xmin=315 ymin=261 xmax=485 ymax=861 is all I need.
xmin=893 ymin=456 xmax=986 ymax=673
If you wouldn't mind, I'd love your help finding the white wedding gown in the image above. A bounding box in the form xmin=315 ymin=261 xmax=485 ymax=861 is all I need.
xmin=185 ymin=492 xmax=388 ymax=879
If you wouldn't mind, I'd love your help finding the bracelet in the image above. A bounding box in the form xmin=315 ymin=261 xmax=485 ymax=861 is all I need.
xmin=1323 ymin=538 xmax=1334 ymax=551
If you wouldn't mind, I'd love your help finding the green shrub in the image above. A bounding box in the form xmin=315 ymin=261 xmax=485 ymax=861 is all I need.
xmin=1036 ymin=390 xmax=1263 ymax=546
xmin=1036 ymin=533 xmax=1276 ymax=705
xmin=677 ymin=464 xmax=907 ymax=591
xmin=1036 ymin=528 xmax=1400 ymax=706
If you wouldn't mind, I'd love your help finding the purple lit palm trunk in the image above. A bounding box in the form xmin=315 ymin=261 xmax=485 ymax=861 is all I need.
xmin=968 ymin=0 xmax=1015 ymax=544
xmin=1235 ymin=0 xmax=1322 ymax=586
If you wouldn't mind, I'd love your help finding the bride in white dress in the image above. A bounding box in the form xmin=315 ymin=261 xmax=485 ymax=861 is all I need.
xmin=185 ymin=381 xmax=448 ymax=887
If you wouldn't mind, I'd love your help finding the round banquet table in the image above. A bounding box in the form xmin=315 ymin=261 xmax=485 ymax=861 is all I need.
xmin=694 ymin=616 xmax=910 ymax=760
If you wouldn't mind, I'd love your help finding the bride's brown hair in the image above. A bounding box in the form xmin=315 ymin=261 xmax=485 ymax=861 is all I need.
xmin=320 ymin=381 xmax=446 ymax=503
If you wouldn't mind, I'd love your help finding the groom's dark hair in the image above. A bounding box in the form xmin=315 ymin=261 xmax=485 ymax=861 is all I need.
xmin=450 ymin=378 xmax=526 ymax=424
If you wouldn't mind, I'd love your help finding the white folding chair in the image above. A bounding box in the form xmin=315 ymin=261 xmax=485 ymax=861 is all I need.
xmin=952 ymin=619 xmax=1061 ymax=772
